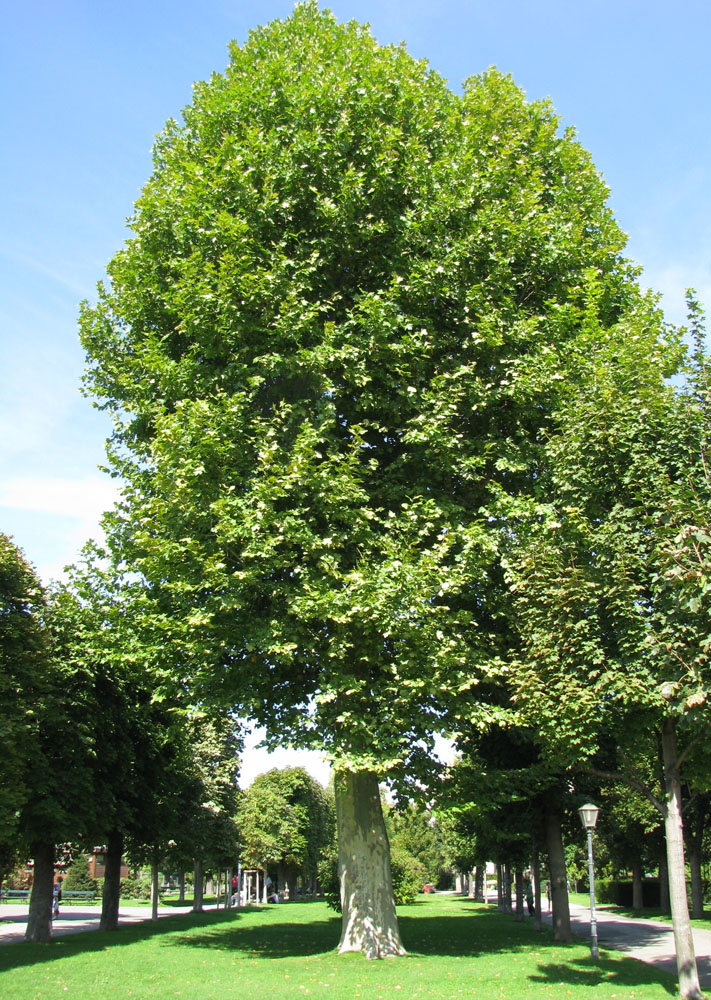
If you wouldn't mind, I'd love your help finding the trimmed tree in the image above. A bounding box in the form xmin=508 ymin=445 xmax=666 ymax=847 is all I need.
xmin=506 ymin=295 xmax=710 ymax=999
xmin=237 ymin=766 xmax=333 ymax=899
xmin=0 ymin=536 xmax=49 ymax=853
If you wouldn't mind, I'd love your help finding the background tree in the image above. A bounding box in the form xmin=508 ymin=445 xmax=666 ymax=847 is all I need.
xmin=173 ymin=710 xmax=242 ymax=912
xmin=80 ymin=2 xmax=660 ymax=958
xmin=0 ymin=536 xmax=49 ymax=854
xmin=506 ymin=294 xmax=710 ymax=999
xmin=237 ymin=767 xmax=333 ymax=899
xmin=386 ymin=802 xmax=448 ymax=888
xmin=42 ymin=555 xmax=239 ymax=929
xmin=18 ymin=587 xmax=99 ymax=943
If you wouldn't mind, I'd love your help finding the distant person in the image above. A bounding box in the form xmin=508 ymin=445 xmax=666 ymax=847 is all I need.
xmin=525 ymin=881 xmax=535 ymax=916
xmin=52 ymin=877 xmax=63 ymax=917
xmin=268 ymin=891 xmax=279 ymax=904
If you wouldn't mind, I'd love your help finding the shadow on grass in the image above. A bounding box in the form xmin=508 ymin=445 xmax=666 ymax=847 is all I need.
xmin=530 ymin=955 xmax=677 ymax=997
xmin=0 ymin=908 xmax=245 ymax=973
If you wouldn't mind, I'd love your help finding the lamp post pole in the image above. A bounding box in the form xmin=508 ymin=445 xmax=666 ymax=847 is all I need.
xmin=578 ymin=803 xmax=600 ymax=960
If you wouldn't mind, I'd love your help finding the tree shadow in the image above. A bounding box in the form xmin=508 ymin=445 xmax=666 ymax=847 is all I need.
xmin=0 ymin=908 xmax=243 ymax=972
xmin=530 ymin=956 xmax=677 ymax=997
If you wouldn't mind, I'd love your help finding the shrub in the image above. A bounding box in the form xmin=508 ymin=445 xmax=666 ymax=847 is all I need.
xmin=119 ymin=872 xmax=152 ymax=900
xmin=390 ymin=848 xmax=424 ymax=905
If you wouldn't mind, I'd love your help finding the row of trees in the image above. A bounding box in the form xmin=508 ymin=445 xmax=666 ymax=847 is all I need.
xmin=11 ymin=3 xmax=703 ymax=995
xmin=0 ymin=537 xmax=242 ymax=941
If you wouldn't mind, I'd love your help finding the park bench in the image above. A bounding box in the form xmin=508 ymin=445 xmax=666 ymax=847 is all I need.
xmin=62 ymin=890 xmax=96 ymax=902
xmin=0 ymin=889 xmax=30 ymax=901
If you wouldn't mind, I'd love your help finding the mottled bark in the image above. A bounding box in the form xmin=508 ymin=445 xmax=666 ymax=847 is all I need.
xmin=335 ymin=769 xmax=405 ymax=959
xmin=26 ymin=842 xmax=54 ymax=942
xmin=661 ymin=718 xmax=703 ymax=999
xmin=100 ymin=830 xmax=123 ymax=931
xmin=545 ymin=809 xmax=571 ymax=942
xmin=474 ymin=866 xmax=484 ymax=902
xmin=192 ymin=859 xmax=204 ymax=912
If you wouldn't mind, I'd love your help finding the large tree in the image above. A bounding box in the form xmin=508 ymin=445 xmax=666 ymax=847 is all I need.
xmin=80 ymin=3 xmax=652 ymax=957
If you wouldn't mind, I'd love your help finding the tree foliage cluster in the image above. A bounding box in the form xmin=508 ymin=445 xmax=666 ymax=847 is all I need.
xmin=0 ymin=538 xmax=242 ymax=941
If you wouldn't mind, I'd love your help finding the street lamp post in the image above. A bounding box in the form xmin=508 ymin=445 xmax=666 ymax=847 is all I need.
xmin=578 ymin=802 xmax=600 ymax=960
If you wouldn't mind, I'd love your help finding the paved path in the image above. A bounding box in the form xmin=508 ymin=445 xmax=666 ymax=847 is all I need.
xmin=546 ymin=901 xmax=711 ymax=988
xmin=0 ymin=902 xmax=222 ymax=945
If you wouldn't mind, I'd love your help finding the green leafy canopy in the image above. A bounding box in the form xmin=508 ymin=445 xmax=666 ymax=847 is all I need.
xmin=80 ymin=2 xmax=655 ymax=783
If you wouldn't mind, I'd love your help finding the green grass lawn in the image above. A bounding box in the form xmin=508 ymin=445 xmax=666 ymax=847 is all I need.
xmin=0 ymin=894 xmax=690 ymax=1000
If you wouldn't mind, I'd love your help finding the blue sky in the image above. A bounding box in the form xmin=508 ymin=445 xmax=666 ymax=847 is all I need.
xmin=2 ymin=0 xmax=710 ymax=584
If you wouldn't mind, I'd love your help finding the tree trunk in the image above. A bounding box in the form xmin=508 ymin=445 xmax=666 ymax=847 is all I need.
xmin=150 ymin=860 xmax=159 ymax=922
xmin=286 ymin=871 xmax=299 ymax=903
xmin=100 ymin=830 xmax=123 ymax=931
xmin=192 ymin=859 xmax=204 ymax=912
xmin=514 ymin=868 xmax=524 ymax=922
xmin=496 ymin=864 xmax=504 ymax=911
xmin=545 ymin=808 xmax=572 ymax=942
xmin=474 ymin=866 xmax=484 ymax=902
xmin=228 ymin=869 xmax=234 ymax=905
xmin=178 ymin=870 xmax=185 ymax=905
xmin=631 ymin=859 xmax=644 ymax=912
xmin=503 ymin=865 xmax=512 ymax=914
xmin=335 ymin=769 xmax=405 ymax=959
xmin=659 ymin=850 xmax=670 ymax=914
xmin=688 ymin=844 xmax=704 ymax=920
xmin=26 ymin=842 xmax=54 ymax=942
xmin=684 ymin=796 xmax=708 ymax=920
xmin=532 ymin=845 xmax=542 ymax=932
xmin=661 ymin=718 xmax=703 ymax=1000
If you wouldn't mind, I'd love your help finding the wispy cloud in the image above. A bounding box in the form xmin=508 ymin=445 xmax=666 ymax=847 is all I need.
xmin=0 ymin=244 xmax=93 ymax=300
xmin=0 ymin=476 xmax=119 ymax=521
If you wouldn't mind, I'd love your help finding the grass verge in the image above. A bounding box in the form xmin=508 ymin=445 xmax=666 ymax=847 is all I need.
xmin=0 ymin=894 xmax=689 ymax=999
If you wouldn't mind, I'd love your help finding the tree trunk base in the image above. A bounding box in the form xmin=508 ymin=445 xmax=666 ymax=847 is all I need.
xmin=336 ymin=769 xmax=406 ymax=959
xmin=100 ymin=831 xmax=123 ymax=931
xmin=26 ymin=842 xmax=54 ymax=943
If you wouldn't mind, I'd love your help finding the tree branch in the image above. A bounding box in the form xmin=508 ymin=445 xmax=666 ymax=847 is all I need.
xmin=584 ymin=761 xmax=664 ymax=815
